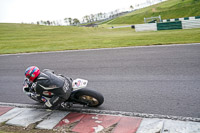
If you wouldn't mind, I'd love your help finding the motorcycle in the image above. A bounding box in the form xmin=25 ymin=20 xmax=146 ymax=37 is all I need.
xmin=23 ymin=78 xmax=104 ymax=108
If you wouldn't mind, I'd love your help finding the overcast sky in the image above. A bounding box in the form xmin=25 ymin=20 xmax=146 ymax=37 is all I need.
xmin=0 ymin=0 xmax=153 ymax=23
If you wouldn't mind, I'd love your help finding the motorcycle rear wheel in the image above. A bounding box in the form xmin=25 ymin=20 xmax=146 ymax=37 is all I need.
xmin=73 ymin=89 xmax=104 ymax=107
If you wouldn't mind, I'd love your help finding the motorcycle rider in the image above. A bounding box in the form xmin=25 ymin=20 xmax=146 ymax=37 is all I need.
xmin=23 ymin=66 xmax=72 ymax=109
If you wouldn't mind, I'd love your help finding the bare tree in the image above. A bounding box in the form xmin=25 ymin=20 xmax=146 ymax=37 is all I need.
xmin=83 ymin=15 xmax=90 ymax=23
xmin=90 ymin=14 xmax=95 ymax=22
xmin=64 ymin=18 xmax=69 ymax=25
xmin=68 ymin=18 xmax=72 ymax=25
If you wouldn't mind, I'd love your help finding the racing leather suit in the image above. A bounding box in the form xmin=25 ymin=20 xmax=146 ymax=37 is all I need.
xmin=34 ymin=69 xmax=72 ymax=108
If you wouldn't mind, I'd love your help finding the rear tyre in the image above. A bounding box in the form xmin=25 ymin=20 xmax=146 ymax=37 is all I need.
xmin=73 ymin=89 xmax=104 ymax=107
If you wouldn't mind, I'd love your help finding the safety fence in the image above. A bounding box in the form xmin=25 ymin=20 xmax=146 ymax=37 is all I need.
xmin=182 ymin=19 xmax=200 ymax=29
xmin=135 ymin=23 xmax=157 ymax=32
xmin=135 ymin=16 xmax=200 ymax=32
xmin=162 ymin=16 xmax=200 ymax=22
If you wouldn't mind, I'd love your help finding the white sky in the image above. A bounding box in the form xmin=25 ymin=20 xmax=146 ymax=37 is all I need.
xmin=0 ymin=0 xmax=149 ymax=23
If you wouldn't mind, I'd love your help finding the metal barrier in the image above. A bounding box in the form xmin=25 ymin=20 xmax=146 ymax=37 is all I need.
xmin=135 ymin=16 xmax=200 ymax=32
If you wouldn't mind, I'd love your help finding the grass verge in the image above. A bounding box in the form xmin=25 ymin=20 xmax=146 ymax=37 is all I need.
xmin=107 ymin=0 xmax=200 ymax=24
xmin=0 ymin=23 xmax=200 ymax=54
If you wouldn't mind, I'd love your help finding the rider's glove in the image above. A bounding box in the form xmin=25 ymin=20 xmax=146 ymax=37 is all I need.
xmin=23 ymin=85 xmax=32 ymax=97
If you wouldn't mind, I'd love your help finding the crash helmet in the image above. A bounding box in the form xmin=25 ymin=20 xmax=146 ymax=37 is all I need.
xmin=25 ymin=66 xmax=40 ymax=82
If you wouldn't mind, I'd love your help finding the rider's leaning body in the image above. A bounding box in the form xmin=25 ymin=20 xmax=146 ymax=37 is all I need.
xmin=23 ymin=66 xmax=72 ymax=109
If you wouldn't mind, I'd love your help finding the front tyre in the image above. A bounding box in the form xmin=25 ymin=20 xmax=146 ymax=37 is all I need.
xmin=74 ymin=89 xmax=104 ymax=107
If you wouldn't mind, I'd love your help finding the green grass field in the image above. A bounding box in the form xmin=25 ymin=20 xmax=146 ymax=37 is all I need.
xmin=0 ymin=23 xmax=200 ymax=54
xmin=1 ymin=0 xmax=200 ymax=54
xmin=106 ymin=0 xmax=200 ymax=25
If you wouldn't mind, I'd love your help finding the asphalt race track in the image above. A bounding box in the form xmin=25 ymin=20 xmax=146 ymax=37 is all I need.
xmin=0 ymin=44 xmax=200 ymax=118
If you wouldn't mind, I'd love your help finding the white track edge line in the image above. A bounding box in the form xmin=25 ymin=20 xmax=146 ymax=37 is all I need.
xmin=1 ymin=43 xmax=200 ymax=57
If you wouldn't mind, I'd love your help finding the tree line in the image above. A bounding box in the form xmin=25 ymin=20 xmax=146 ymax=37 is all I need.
xmin=37 ymin=5 xmax=135 ymax=26
xmin=37 ymin=0 xmax=164 ymax=26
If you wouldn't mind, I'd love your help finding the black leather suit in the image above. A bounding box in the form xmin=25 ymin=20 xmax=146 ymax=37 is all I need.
xmin=34 ymin=69 xmax=72 ymax=108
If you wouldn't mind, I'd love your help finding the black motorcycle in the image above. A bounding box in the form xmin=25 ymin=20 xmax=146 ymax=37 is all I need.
xmin=23 ymin=78 xmax=104 ymax=108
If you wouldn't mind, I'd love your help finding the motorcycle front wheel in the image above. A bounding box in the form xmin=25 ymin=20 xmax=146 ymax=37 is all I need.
xmin=73 ymin=89 xmax=104 ymax=107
